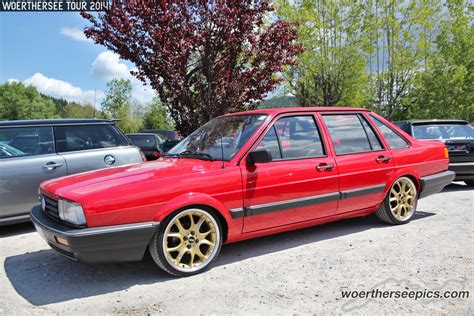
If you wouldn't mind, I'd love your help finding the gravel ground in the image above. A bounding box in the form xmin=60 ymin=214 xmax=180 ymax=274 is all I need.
xmin=0 ymin=183 xmax=473 ymax=315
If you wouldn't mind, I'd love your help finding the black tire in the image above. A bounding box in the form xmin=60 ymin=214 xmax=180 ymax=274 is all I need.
xmin=149 ymin=207 xmax=223 ymax=277
xmin=376 ymin=176 xmax=418 ymax=225
xmin=465 ymin=180 xmax=474 ymax=186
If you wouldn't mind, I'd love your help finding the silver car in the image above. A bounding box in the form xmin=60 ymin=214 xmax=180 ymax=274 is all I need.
xmin=0 ymin=119 xmax=145 ymax=225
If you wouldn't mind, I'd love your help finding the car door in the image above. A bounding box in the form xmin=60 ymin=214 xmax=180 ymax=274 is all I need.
xmin=320 ymin=113 xmax=395 ymax=214
xmin=54 ymin=124 xmax=143 ymax=174
xmin=0 ymin=126 xmax=66 ymax=221
xmin=241 ymin=114 xmax=339 ymax=233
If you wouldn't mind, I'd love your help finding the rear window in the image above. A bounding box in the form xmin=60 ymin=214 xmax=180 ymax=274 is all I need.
xmin=0 ymin=127 xmax=54 ymax=158
xmin=128 ymin=135 xmax=158 ymax=147
xmin=371 ymin=116 xmax=410 ymax=149
xmin=55 ymin=124 xmax=130 ymax=153
xmin=412 ymin=124 xmax=474 ymax=140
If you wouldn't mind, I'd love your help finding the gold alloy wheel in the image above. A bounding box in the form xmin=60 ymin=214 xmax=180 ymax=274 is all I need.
xmin=162 ymin=209 xmax=220 ymax=272
xmin=389 ymin=177 xmax=416 ymax=221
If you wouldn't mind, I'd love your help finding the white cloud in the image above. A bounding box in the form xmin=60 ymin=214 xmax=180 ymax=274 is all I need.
xmin=91 ymin=51 xmax=156 ymax=103
xmin=6 ymin=78 xmax=19 ymax=84
xmin=60 ymin=27 xmax=92 ymax=43
xmin=23 ymin=73 xmax=103 ymax=105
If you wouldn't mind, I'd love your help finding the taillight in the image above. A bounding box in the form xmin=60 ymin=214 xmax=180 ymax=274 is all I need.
xmin=139 ymin=151 xmax=147 ymax=161
xmin=444 ymin=148 xmax=449 ymax=158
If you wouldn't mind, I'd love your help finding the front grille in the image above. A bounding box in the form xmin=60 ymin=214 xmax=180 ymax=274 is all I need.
xmin=43 ymin=195 xmax=60 ymax=220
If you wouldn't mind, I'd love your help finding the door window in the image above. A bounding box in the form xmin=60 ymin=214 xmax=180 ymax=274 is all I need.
xmin=322 ymin=114 xmax=383 ymax=155
xmin=55 ymin=124 xmax=130 ymax=152
xmin=371 ymin=116 xmax=410 ymax=149
xmin=255 ymin=115 xmax=325 ymax=160
xmin=0 ymin=127 xmax=54 ymax=158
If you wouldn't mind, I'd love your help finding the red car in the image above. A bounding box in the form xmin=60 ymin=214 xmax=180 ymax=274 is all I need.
xmin=32 ymin=107 xmax=454 ymax=276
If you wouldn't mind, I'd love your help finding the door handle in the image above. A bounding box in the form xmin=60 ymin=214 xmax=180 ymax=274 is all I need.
xmin=316 ymin=163 xmax=334 ymax=171
xmin=42 ymin=162 xmax=63 ymax=171
xmin=375 ymin=156 xmax=391 ymax=163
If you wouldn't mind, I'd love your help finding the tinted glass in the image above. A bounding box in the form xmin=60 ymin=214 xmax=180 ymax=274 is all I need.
xmin=168 ymin=114 xmax=268 ymax=161
xmin=360 ymin=116 xmax=383 ymax=151
xmin=371 ymin=116 xmax=410 ymax=149
xmin=0 ymin=127 xmax=54 ymax=158
xmin=322 ymin=114 xmax=373 ymax=155
xmin=128 ymin=135 xmax=158 ymax=148
xmin=255 ymin=126 xmax=282 ymax=159
xmin=55 ymin=124 xmax=130 ymax=152
xmin=412 ymin=124 xmax=474 ymax=140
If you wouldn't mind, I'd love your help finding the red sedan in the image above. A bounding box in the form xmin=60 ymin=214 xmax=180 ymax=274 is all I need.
xmin=32 ymin=107 xmax=454 ymax=276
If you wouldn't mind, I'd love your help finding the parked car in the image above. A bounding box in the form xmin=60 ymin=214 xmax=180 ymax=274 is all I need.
xmin=140 ymin=129 xmax=179 ymax=141
xmin=127 ymin=133 xmax=164 ymax=161
xmin=32 ymin=108 xmax=454 ymax=276
xmin=159 ymin=139 xmax=181 ymax=153
xmin=0 ymin=119 xmax=145 ymax=225
xmin=396 ymin=119 xmax=473 ymax=186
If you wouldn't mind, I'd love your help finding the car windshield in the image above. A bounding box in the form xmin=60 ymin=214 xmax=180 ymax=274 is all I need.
xmin=412 ymin=124 xmax=474 ymax=140
xmin=167 ymin=114 xmax=268 ymax=161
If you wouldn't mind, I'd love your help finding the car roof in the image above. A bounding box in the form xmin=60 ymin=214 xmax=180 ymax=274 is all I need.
xmin=397 ymin=119 xmax=469 ymax=125
xmin=0 ymin=118 xmax=119 ymax=128
xmin=222 ymin=106 xmax=370 ymax=117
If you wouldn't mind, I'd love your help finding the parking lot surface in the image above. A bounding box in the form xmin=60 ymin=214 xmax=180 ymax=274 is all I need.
xmin=0 ymin=183 xmax=472 ymax=314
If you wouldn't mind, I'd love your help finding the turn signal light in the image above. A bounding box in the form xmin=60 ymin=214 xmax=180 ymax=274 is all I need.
xmin=55 ymin=236 xmax=69 ymax=246
xmin=444 ymin=148 xmax=449 ymax=158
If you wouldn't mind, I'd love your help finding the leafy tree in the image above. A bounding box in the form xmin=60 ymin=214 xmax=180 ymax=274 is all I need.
xmin=42 ymin=94 xmax=100 ymax=118
xmin=259 ymin=95 xmax=298 ymax=109
xmin=0 ymin=82 xmax=56 ymax=120
xmin=82 ymin=1 xmax=302 ymax=135
xmin=143 ymin=97 xmax=173 ymax=130
xmin=409 ymin=0 xmax=473 ymax=121
xmin=276 ymin=0 xmax=371 ymax=107
xmin=365 ymin=0 xmax=441 ymax=120
xmin=101 ymin=79 xmax=141 ymax=133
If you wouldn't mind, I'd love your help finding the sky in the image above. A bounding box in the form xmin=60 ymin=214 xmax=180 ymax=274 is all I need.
xmin=0 ymin=12 xmax=156 ymax=107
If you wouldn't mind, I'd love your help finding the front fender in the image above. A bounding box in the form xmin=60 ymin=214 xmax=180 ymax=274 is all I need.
xmin=154 ymin=192 xmax=243 ymax=242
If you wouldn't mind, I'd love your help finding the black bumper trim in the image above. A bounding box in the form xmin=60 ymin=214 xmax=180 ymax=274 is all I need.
xmin=30 ymin=205 xmax=159 ymax=263
xmin=419 ymin=170 xmax=455 ymax=199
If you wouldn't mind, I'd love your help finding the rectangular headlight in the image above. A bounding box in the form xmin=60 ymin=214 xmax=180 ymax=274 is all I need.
xmin=58 ymin=199 xmax=86 ymax=226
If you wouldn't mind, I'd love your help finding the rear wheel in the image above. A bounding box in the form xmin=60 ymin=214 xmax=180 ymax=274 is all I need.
xmin=149 ymin=207 xmax=222 ymax=277
xmin=376 ymin=176 xmax=417 ymax=225
xmin=465 ymin=180 xmax=474 ymax=186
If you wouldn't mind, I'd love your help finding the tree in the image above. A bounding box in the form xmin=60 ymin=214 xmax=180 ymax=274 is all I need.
xmin=0 ymin=82 xmax=57 ymax=120
xmin=410 ymin=0 xmax=473 ymax=121
xmin=101 ymin=79 xmax=141 ymax=133
xmin=82 ymin=1 xmax=302 ymax=135
xmin=143 ymin=97 xmax=173 ymax=130
xmin=365 ymin=0 xmax=441 ymax=120
xmin=276 ymin=0 xmax=372 ymax=107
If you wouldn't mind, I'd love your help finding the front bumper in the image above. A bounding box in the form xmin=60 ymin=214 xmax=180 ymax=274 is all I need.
xmin=448 ymin=162 xmax=474 ymax=181
xmin=419 ymin=170 xmax=456 ymax=199
xmin=30 ymin=205 xmax=159 ymax=263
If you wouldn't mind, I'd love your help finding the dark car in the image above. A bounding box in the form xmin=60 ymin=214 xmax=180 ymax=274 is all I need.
xmin=127 ymin=133 xmax=164 ymax=161
xmin=396 ymin=119 xmax=474 ymax=185
xmin=140 ymin=129 xmax=179 ymax=141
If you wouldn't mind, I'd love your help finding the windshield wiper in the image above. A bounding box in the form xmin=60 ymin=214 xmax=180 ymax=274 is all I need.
xmin=179 ymin=151 xmax=215 ymax=161
xmin=163 ymin=151 xmax=215 ymax=161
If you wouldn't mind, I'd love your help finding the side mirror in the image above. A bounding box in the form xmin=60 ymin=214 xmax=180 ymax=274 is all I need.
xmin=246 ymin=150 xmax=272 ymax=165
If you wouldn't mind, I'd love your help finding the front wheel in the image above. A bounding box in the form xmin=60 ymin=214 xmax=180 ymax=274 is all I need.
xmin=376 ymin=176 xmax=418 ymax=225
xmin=149 ymin=207 xmax=223 ymax=277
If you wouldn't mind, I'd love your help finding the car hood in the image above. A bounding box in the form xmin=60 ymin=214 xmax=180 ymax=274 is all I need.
xmin=41 ymin=158 xmax=220 ymax=201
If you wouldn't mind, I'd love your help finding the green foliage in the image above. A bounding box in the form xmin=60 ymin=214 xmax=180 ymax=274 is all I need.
xmin=0 ymin=82 xmax=57 ymax=120
xmin=42 ymin=94 xmax=100 ymax=118
xmin=259 ymin=96 xmax=298 ymax=109
xmin=143 ymin=97 xmax=173 ymax=130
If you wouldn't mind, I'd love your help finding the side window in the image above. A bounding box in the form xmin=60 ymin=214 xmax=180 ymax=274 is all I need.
xmin=371 ymin=116 xmax=410 ymax=149
xmin=55 ymin=124 xmax=130 ymax=153
xmin=322 ymin=114 xmax=374 ymax=155
xmin=255 ymin=115 xmax=325 ymax=160
xmin=0 ymin=127 xmax=54 ymax=158
xmin=255 ymin=126 xmax=282 ymax=160
xmin=359 ymin=116 xmax=383 ymax=151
